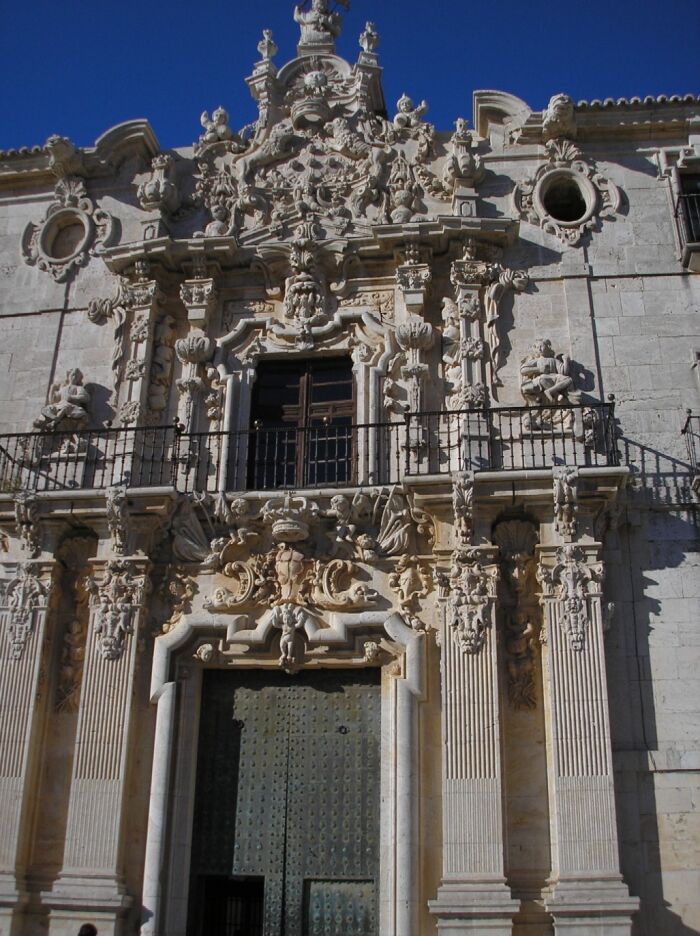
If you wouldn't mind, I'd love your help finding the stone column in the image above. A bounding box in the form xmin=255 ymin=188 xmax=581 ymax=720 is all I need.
xmin=140 ymin=681 xmax=177 ymax=936
xmin=538 ymin=543 xmax=638 ymax=933
xmin=46 ymin=556 xmax=151 ymax=936
xmin=429 ymin=547 xmax=518 ymax=933
xmin=0 ymin=560 xmax=55 ymax=933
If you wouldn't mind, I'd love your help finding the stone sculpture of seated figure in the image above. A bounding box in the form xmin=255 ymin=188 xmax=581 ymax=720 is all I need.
xmin=34 ymin=368 xmax=91 ymax=433
xmin=393 ymin=94 xmax=429 ymax=131
xmin=520 ymin=339 xmax=574 ymax=418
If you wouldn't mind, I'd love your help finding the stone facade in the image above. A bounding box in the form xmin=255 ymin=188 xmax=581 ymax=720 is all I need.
xmin=0 ymin=4 xmax=698 ymax=935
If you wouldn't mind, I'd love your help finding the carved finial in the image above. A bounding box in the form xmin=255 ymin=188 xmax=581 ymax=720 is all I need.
xmin=257 ymin=28 xmax=278 ymax=62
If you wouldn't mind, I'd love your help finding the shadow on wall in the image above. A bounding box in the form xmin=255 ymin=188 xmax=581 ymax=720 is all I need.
xmin=611 ymin=499 xmax=699 ymax=935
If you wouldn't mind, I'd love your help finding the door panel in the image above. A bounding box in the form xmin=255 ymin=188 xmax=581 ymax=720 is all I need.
xmin=190 ymin=669 xmax=381 ymax=936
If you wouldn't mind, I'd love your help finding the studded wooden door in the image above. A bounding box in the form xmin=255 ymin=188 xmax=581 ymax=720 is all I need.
xmin=189 ymin=669 xmax=381 ymax=936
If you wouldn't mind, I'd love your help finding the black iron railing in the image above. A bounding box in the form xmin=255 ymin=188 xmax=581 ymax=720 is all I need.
xmin=676 ymin=192 xmax=700 ymax=246
xmin=0 ymin=401 xmax=617 ymax=496
xmin=682 ymin=411 xmax=700 ymax=476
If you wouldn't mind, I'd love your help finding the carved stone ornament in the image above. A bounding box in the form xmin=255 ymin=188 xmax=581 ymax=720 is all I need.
xmin=447 ymin=548 xmax=499 ymax=655
xmin=84 ymin=560 xmax=150 ymax=661
xmin=452 ymin=471 xmax=474 ymax=547
xmin=493 ymin=519 xmax=541 ymax=710
xmin=553 ymin=466 xmax=578 ymax=539
xmin=22 ymin=173 xmax=116 ymax=281
xmin=204 ymin=543 xmax=378 ymax=615
xmin=14 ymin=491 xmax=40 ymax=557
xmin=106 ymin=485 xmax=129 ymax=555
xmin=538 ymin=544 xmax=602 ymax=652
xmin=0 ymin=563 xmax=52 ymax=660
xmin=513 ymin=137 xmax=621 ymax=245
xmin=56 ymin=617 xmax=87 ymax=712
xmin=388 ymin=554 xmax=432 ymax=630
xmin=33 ymin=368 xmax=91 ymax=434
xmin=520 ymin=338 xmax=574 ymax=413
xmin=137 ymin=153 xmax=180 ymax=215
xmin=542 ymin=93 xmax=577 ymax=141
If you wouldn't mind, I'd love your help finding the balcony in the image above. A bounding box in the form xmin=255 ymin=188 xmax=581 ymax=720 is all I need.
xmin=0 ymin=402 xmax=618 ymax=496
xmin=681 ymin=410 xmax=700 ymax=494
xmin=675 ymin=191 xmax=700 ymax=272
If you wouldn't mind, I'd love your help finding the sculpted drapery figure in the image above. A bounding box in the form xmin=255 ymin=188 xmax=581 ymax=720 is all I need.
xmin=519 ymin=339 xmax=573 ymax=407
xmin=294 ymin=0 xmax=343 ymax=46
xmin=34 ymin=368 xmax=91 ymax=432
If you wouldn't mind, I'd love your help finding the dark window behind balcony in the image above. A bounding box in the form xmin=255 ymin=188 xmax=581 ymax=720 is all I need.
xmin=247 ymin=357 xmax=354 ymax=489
xmin=679 ymin=174 xmax=700 ymax=244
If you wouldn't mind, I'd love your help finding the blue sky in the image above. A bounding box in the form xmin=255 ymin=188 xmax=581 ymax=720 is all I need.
xmin=1 ymin=0 xmax=698 ymax=150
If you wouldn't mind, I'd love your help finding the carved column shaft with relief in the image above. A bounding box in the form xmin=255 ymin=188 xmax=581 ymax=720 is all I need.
xmin=430 ymin=547 xmax=517 ymax=932
xmin=538 ymin=543 xmax=638 ymax=929
xmin=49 ymin=557 xmax=150 ymax=918
xmin=0 ymin=561 xmax=54 ymax=916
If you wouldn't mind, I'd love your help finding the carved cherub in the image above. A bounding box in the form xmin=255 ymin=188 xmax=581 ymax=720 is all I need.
xmin=199 ymin=106 xmax=233 ymax=146
xmin=393 ymin=94 xmax=429 ymax=131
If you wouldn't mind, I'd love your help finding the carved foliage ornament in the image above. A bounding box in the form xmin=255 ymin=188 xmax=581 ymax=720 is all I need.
xmin=513 ymin=138 xmax=621 ymax=245
xmin=0 ymin=563 xmax=52 ymax=660
xmin=84 ymin=561 xmax=150 ymax=661
xmin=22 ymin=175 xmax=116 ymax=281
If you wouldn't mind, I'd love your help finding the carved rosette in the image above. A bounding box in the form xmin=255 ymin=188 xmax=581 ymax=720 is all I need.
xmin=0 ymin=563 xmax=53 ymax=660
xmin=84 ymin=560 xmax=151 ymax=661
xmin=538 ymin=544 xmax=602 ymax=652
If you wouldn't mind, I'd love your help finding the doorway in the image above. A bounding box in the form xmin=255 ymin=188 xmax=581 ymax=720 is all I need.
xmin=188 ymin=668 xmax=381 ymax=936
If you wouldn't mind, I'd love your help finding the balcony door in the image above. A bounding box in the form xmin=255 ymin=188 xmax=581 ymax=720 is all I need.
xmin=188 ymin=669 xmax=381 ymax=936
xmin=247 ymin=357 xmax=354 ymax=489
